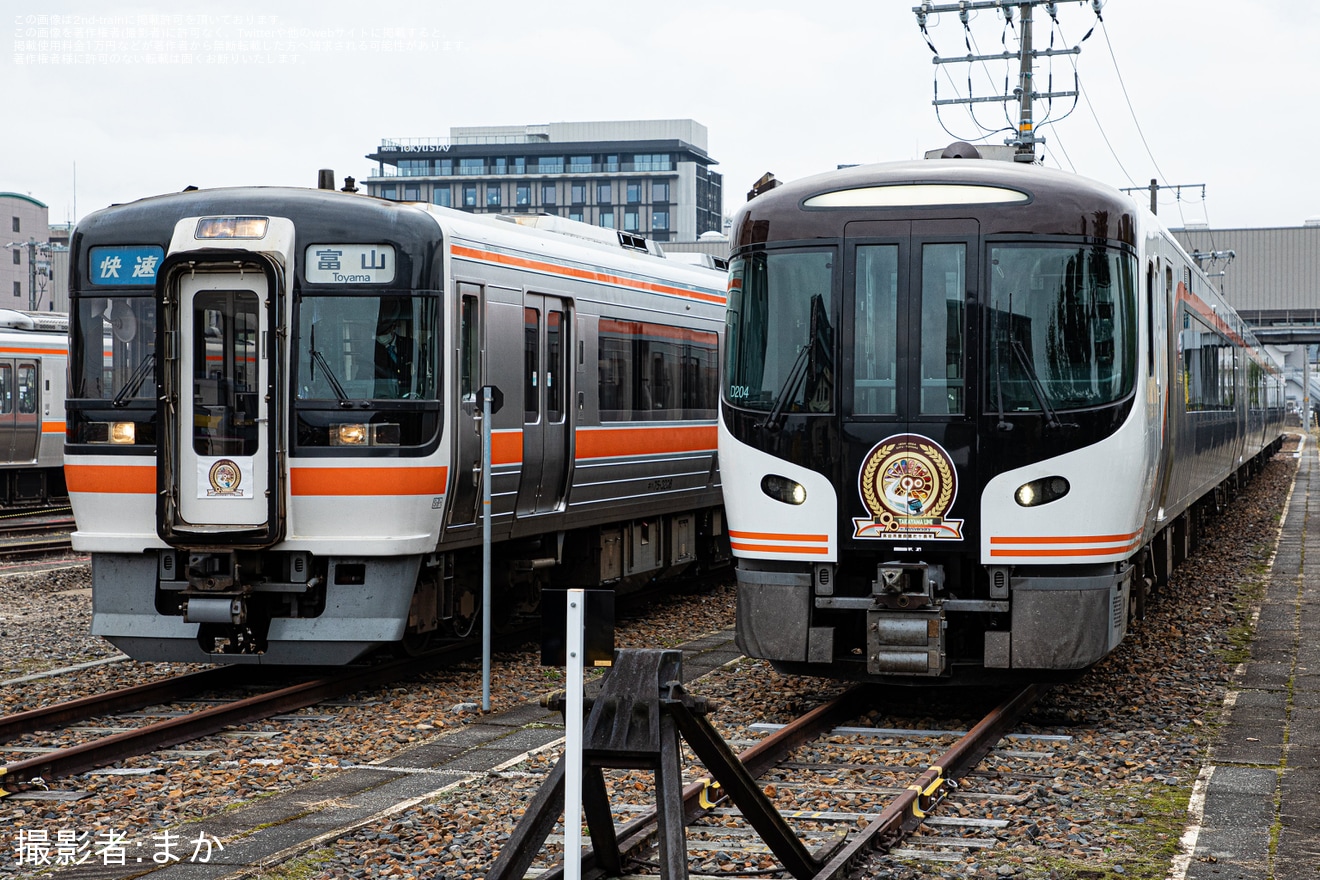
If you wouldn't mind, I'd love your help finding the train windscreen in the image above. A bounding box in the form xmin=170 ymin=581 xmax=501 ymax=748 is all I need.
xmin=988 ymin=244 xmax=1137 ymax=412
xmin=723 ymin=249 xmax=836 ymax=415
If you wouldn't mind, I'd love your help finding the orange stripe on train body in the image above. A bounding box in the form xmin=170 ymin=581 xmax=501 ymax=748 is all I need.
xmin=731 ymin=540 xmax=830 ymax=556
xmin=989 ymin=530 xmax=1140 ymax=545
xmin=450 ymin=244 xmax=726 ymax=305
xmin=729 ymin=529 xmax=828 ymax=543
xmin=65 ymin=464 xmax=451 ymax=497
xmin=65 ymin=463 xmax=156 ymax=494
xmin=575 ymin=424 xmax=716 ymax=459
xmin=0 ymin=346 xmax=67 ymax=356
xmin=289 ymin=466 xmax=448 ymax=496
xmin=988 ymin=540 xmax=1143 ymax=559
xmin=42 ymin=421 xmax=66 ymax=433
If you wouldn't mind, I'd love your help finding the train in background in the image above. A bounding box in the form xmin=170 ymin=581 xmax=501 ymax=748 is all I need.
xmin=0 ymin=309 xmax=68 ymax=507
xmin=721 ymin=148 xmax=1286 ymax=683
xmin=66 ymin=186 xmax=729 ymax=664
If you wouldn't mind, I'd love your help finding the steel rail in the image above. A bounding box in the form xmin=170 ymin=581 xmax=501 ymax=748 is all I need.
xmin=0 ymin=666 xmax=252 ymax=744
xmin=533 ymin=682 xmax=883 ymax=880
xmin=533 ymin=681 xmax=1043 ymax=880
xmin=0 ymin=640 xmax=490 ymax=792
xmin=810 ymin=682 xmax=1045 ymax=879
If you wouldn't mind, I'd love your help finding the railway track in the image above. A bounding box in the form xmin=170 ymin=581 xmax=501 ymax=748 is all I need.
xmin=0 ymin=505 xmax=77 ymax=563
xmin=0 ymin=633 xmax=535 ymax=793
xmin=493 ymin=652 xmax=1048 ymax=880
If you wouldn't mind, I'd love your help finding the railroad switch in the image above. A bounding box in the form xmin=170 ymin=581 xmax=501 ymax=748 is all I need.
xmin=487 ymin=648 xmax=845 ymax=880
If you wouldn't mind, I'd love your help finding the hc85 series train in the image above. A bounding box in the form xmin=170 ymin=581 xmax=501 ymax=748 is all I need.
xmin=722 ymin=152 xmax=1285 ymax=682
xmin=67 ymin=186 xmax=729 ymax=664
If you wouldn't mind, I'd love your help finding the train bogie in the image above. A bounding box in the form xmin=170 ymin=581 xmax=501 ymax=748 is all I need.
xmin=721 ymin=155 xmax=1285 ymax=683
xmin=67 ymin=188 xmax=729 ymax=664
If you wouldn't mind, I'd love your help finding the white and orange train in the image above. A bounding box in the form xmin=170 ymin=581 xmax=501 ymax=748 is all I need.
xmin=67 ymin=186 xmax=728 ymax=663
xmin=0 ymin=310 xmax=68 ymax=507
xmin=721 ymin=152 xmax=1286 ymax=682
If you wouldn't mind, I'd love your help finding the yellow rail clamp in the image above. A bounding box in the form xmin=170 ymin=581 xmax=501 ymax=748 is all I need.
xmin=698 ymin=778 xmax=725 ymax=809
xmin=0 ymin=767 xmax=8 ymax=799
xmin=906 ymin=766 xmax=946 ymax=819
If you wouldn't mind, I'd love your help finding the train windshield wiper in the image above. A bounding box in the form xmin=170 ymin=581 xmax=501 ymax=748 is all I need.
xmin=764 ymin=342 xmax=810 ymax=428
xmin=1010 ymin=339 xmax=1072 ymax=430
xmin=111 ymin=353 xmax=155 ymax=407
xmin=994 ymin=340 xmax=1012 ymax=432
xmin=308 ymin=349 xmax=349 ymax=402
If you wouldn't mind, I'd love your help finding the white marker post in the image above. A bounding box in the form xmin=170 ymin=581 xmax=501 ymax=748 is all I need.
xmin=481 ymin=385 xmax=493 ymax=712
xmin=563 ymin=588 xmax=585 ymax=880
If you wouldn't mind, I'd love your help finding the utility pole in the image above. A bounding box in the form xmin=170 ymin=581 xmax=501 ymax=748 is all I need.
xmin=4 ymin=238 xmax=60 ymax=310
xmin=914 ymin=0 xmax=1089 ymax=163
xmin=1119 ymin=180 xmax=1206 ymax=217
xmin=1015 ymin=4 xmax=1036 ymax=162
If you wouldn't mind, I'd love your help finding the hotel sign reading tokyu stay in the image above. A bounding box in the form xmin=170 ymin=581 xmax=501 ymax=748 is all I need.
xmin=305 ymin=244 xmax=396 ymax=284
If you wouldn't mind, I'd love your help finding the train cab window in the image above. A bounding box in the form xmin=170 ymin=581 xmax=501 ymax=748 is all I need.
xmin=852 ymin=245 xmax=899 ymax=415
xmin=192 ymin=291 xmax=260 ymax=457
xmin=988 ymin=244 xmax=1137 ymax=412
xmin=919 ymin=243 xmax=965 ymax=415
xmin=293 ymin=293 xmax=441 ymax=449
xmin=67 ymin=295 xmax=159 ymax=446
xmin=724 ymin=249 xmax=835 ymax=415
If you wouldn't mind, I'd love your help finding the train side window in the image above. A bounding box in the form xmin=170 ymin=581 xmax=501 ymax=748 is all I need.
xmin=0 ymin=364 xmax=11 ymax=414
xmin=547 ymin=309 xmax=564 ymax=422
xmin=919 ymin=243 xmax=965 ymax=415
xmin=599 ymin=319 xmax=717 ymax=422
xmin=17 ymin=365 xmax=36 ymax=414
xmin=458 ymin=287 xmax=480 ymax=403
xmin=1146 ymin=262 xmax=1156 ymax=377
xmin=524 ymin=307 xmax=540 ymax=422
xmin=853 ymin=245 xmax=898 ymax=415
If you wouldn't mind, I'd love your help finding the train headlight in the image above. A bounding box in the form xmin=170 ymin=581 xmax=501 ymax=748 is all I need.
xmin=87 ymin=421 xmax=137 ymax=444
xmin=195 ymin=216 xmax=269 ymax=239
xmin=761 ymin=474 xmax=807 ymax=505
xmin=1015 ymin=476 xmax=1070 ymax=507
xmin=330 ymin=423 xmax=401 ymax=446
xmin=331 ymin=424 xmax=369 ymax=446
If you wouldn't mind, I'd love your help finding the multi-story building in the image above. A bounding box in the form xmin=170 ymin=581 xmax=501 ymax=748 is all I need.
xmin=364 ymin=119 xmax=722 ymax=243
xmin=2 ymin=193 xmax=58 ymax=311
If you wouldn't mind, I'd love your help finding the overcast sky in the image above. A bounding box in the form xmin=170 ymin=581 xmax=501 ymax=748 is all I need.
xmin=6 ymin=1 xmax=1318 ymax=231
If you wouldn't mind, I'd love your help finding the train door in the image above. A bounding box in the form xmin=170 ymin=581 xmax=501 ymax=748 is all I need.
xmin=163 ymin=269 xmax=277 ymax=537
xmin=0 ymin=359 xmax=40 ymax=464
xmin=842 ymin=220 xmax=979 ymax=551
xmin=446 ymin=282 xmax=483 ymax=528
xmin=13 ymin=361 xmax=39 ymax=463
xmin=515 ymin=292 xmax=571 ymax=516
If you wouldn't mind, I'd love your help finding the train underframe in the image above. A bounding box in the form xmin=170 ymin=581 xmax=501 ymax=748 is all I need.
xmin=736 ymin=441 xmax=1282 ymax=683
xmin=90 ymin=508 xmax=730 ymax=665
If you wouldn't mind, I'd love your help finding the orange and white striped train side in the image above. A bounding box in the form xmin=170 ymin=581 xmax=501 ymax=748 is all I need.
xmin=66 ymin=187 xmax=728 ymax=664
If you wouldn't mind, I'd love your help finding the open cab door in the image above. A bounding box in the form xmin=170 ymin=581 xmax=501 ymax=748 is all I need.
xmin=157 ymin=216 xmax=289 ymax=547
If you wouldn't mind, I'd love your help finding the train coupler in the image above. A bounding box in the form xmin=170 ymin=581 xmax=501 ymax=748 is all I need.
xmin=872 ymin=561 xmax=944 ymax=609
xmin=867 ymin=606 xmax=947 ymax=676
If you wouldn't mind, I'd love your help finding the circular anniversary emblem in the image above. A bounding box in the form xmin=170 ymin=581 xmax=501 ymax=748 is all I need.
xmin=208 ymin=459 xmax=242 ymax=495
xmin=854 ymin=434 xmax=962 ymax=540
